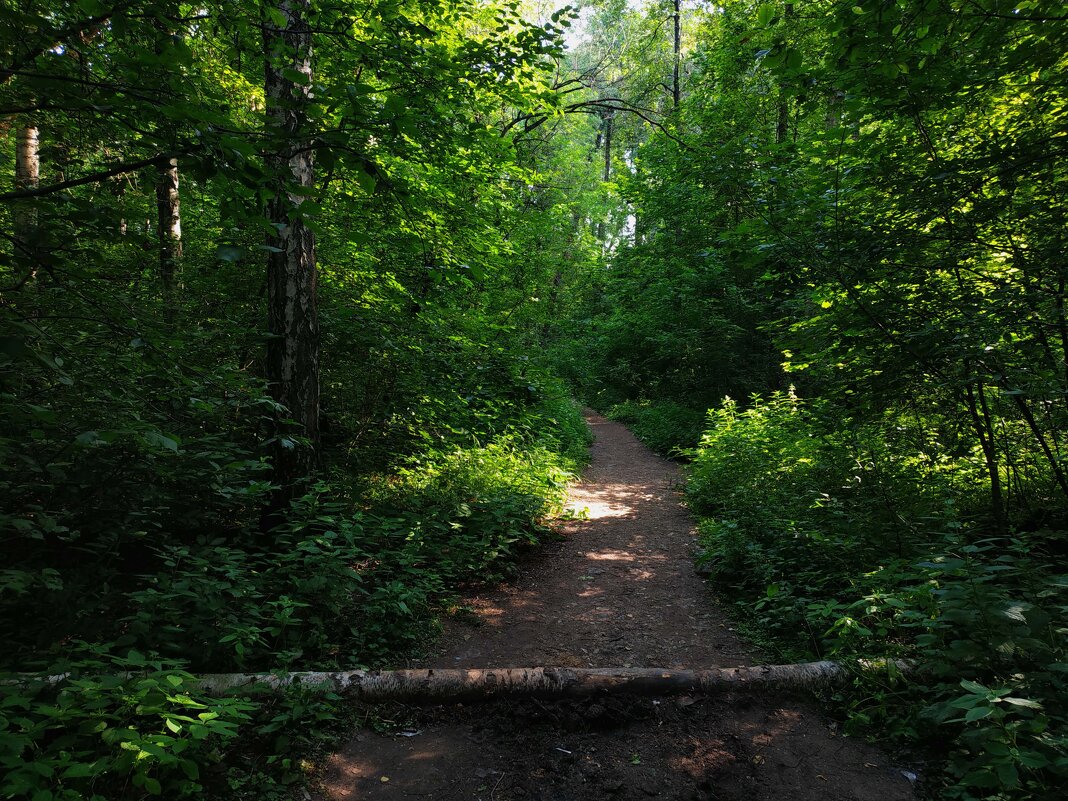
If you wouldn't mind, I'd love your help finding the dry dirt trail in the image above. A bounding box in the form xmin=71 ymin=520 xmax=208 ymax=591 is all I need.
xmin=319 ymin=413 xmax=916 ymax=801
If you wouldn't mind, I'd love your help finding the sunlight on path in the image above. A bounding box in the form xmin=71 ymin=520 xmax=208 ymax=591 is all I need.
xmin=564 ymin=479 xmax=665 ymax=519
xmin=319 ymin=412 xmax=915 ymax=801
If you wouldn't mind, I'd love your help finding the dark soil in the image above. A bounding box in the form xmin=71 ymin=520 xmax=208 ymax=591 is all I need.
xmin=318 ymin=413 xmax=916 ymax=801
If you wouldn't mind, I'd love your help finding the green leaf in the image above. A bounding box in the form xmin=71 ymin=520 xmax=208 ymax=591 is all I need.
xmin=757 ymin=5 xmax=776 ymax=26
xmin=142 ymin=431 xmax=180 ymax=453
xmin=61 ymin=762 xmax=98 ymax=778
xmin=995 ymin=763 xmax=1019 ymax=788
xmin=180 ymin=759 xmax=200 ymax=780
xmin=354 ymin=168 xmax=377 ymax=195
xmin=1001 ymin=697 xmax=1042 ymax=709
xmin=265 ymin=6 xmax=287 ymax=28
xmin=964 ymin=705 xmax=993 ymax=722
xmin=281 ymin=67 xmax=312 ymax=86
xmin=1018 ymin=750 xmax=1050 ymax=768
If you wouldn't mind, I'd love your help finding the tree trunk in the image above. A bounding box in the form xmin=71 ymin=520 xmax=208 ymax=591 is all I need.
xmin=1010 ymin=391 xmax=1068 ymax=502
xmin=263 ymin=0 xmax=320 ymax=495
xmin=776 ymin=97 xmax=789 ymax=144
xmin=14 ymin=122 xmax=40 ymax=267
xmin=964 ymin=378 xmax=1006 ymax=529
xmin=192 ymin=660 xmax=910 ymax=699
xmin=603 ymin=114 xmax=612 ymax=183
xmin=155 ymin=157 xmax=182 ymax=304
xmin=672 ymin=0 xmax=681 ymax=109
xmin=596 ymin=114 xmax=612 ymax=241
xmin=776 ymin=5 xmax=794 ymax=144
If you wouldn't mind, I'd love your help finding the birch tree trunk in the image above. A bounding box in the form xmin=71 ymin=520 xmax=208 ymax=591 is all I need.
xmin=193 ymin=661 xmax=910 ymax=699
xmin=14 ymin=122 xmax=40 ymax=268
xmin=155 ymin=157 xmax=182 ymax=304
xmin=263 ymin=0 xmax=320 ymax=493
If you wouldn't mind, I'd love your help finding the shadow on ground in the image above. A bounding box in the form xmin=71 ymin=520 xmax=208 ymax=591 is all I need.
xmin=316 ymin=413 xmax=916 ymax=801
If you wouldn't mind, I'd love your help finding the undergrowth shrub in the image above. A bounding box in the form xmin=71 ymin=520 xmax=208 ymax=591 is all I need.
xmin=687 ymin=390 xmax=1068 ymax=801
xmin=1 ymin=379 xmax=590 ymax=798
xmin=364 ymin=437 xmax=578 ymax=585
xmin=122 ymin=493 xmax=425 ymax=671
xmin=122 ymin=394 xmax=588 ymax=674
xmin=0 ymin=646 xmax=255 ymax=800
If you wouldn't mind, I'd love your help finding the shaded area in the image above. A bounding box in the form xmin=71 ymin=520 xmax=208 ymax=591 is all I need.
xmin=318 ymin=413 xmax=915 ymax=800
xmin=323 ymin=695 xmax=909 ymax=801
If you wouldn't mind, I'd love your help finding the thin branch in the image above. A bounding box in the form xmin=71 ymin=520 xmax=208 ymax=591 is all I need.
xmin=0 ymin=2 xmax=139 ymax=80
xmin=0 ymin=150 xmax=191 ymax=202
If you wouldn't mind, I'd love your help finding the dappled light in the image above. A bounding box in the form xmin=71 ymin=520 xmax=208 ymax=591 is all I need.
xmin=566 ymin=480 xmax=665 ymax=519
xmin=325 ymin=413 xmax=910 ymax=801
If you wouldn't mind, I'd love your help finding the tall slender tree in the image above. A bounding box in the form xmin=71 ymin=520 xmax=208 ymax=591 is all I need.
xmin=672 ymin=0 xmax=680 ymax=108
xmin=13 ymin=120 xmax=40 ymax=268
xmin=155 ymin=157 xmax=181 ymax=302
xmin=263 ymin=0 xmax=319 ymax=494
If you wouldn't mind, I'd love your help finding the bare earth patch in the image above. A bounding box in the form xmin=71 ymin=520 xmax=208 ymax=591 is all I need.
xmin=318 ymin=413 xmax=915 ymax=801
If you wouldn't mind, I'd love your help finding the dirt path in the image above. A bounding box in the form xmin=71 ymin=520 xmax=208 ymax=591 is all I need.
xmin=319 ymin=413 xmax=915 ymax=801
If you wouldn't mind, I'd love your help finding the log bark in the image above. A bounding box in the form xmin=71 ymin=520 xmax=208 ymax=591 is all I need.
xmin=193 ymin=660 xmax=910 ymax=700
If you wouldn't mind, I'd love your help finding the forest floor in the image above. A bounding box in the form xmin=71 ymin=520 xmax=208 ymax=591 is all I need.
xmin=316 ymin=413 xmax=917 ymax=801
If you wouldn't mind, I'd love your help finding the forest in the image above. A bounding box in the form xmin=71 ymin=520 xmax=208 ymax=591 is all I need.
xmin=0 ymin=0 xmax=1065 ymax=799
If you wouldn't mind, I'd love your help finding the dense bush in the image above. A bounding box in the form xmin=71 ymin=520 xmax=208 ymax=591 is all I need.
xmin=1 ymin=391 xmax=589 ymax=799
xmin=0 ymin=648 xmax=255 ymax=801
xmin=688 ymin=391 xmax=1068 ymax=800
xmin=1 ymin=266 xmax=591 ymax=796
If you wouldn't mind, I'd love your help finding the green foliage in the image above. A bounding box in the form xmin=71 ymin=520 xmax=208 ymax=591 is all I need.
xmin=606 ymin=399 xmax=706 ymax=458
xmin=0 ymin=0 xmax=592 ymax=794
xmin=0 ymin=647 xmax=255 ymax=800
xmin=688 ymin=391 xmax=1068 ymax=800
xmin=0 ymin=296 xmax=276 ymax=659
xmin=1 ymin=387 xmax=588 ymax=796
xmin=7 ymin=0 xmax=1065 ymax=799
xmin=689 ymin=391 xmax=946 ymax=644
xmin=558 ymin=4 xmax=1068 ymax=794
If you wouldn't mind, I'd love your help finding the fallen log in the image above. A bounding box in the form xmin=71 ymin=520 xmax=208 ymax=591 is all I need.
xmin=194 ymin=660 xmax=910 ymax=700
